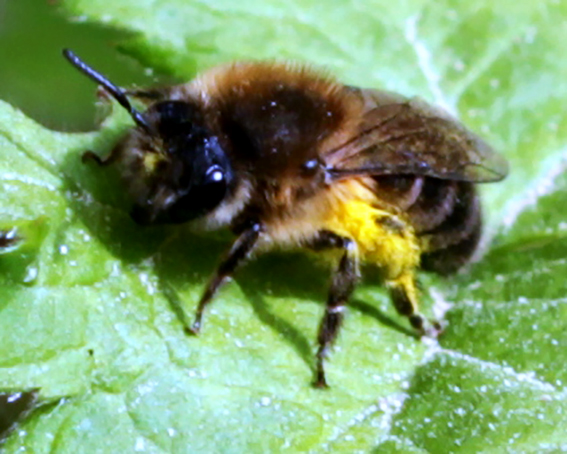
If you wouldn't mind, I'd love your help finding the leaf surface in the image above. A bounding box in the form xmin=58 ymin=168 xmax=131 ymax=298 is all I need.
xmin=1 ymin=0 xmax=567 ymax=452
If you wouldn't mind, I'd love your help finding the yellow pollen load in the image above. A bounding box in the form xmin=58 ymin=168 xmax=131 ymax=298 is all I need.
xmin=326 ymin=199 xmax=421 ymax=280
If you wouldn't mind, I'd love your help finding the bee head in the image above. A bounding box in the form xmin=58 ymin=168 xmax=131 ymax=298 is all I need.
xmin=63 ymin=49 xmax=234 ymax=226
xmin=130 ymin=100 xmax=235 ymax=225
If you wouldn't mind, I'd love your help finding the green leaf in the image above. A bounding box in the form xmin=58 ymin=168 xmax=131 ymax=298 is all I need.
xmin=1 ymin=0 xmax=567 ymax=452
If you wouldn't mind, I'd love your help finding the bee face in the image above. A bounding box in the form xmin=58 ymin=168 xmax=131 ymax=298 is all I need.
xmin=61 ymin=49 xmax=237 ymax=227
xmin=127 ymin=100 xmax=236 ymax=225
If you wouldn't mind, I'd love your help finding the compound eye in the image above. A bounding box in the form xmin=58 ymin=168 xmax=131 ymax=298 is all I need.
xmin=190 ymin=164 xmax=227 ymax=213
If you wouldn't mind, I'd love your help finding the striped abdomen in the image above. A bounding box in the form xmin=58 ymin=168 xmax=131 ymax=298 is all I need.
xmin=373 ymin=175 xmax=481 ymax=275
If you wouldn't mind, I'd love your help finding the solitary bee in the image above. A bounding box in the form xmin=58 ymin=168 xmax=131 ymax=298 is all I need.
xmin=64 ymin=49 xmax=508 ymax=387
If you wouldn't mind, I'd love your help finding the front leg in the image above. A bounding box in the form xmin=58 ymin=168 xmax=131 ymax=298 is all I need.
xmin=309 ymin=231 xmax=360 ymax=388
xmin=81 ymin=141 xmax=125 ymax=167
xmin=189 ymin=222 xmax=263 ymax=334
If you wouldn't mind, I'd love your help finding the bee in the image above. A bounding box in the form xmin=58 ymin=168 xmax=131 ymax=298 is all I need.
xmin=63 ymin=49 xmax=508 ymax=387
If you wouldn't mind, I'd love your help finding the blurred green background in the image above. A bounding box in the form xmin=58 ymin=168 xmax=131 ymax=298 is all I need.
xmin=0 ymin=0 xmax=156 ymax=131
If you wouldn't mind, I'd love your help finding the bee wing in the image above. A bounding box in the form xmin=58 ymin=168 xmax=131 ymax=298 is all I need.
xmin=325 ymin=88 xmax=509 ymax=183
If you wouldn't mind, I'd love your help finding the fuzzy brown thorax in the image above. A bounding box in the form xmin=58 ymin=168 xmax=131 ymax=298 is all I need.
xmin=192 ymin=63 xmax=364 ymax=218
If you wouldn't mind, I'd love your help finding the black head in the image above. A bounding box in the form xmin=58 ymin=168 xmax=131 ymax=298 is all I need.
xmin=63 ymin=49 xmax=234 ymax=225
xmin=132 ymin=100 xmax=235 ymax=225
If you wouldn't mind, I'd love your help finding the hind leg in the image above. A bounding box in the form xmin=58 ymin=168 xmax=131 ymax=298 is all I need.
xmin=387 ymin=272 xmax=441 ymax=338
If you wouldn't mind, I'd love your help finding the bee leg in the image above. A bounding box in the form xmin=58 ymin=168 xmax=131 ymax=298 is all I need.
xmin=82 ymin=142 xmax=124 ymax=167
xmin=309 ymin=231 xmax=359 ymax=388
xmin=189 ymin=222 xmax=263 ymax=335
xmin=388 ymin=273 xmax=442 ymax=338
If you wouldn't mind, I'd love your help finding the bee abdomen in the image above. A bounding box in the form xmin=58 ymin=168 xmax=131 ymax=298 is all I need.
xmin=374 ymin=176 xmax=459 ymax=233
xmin=406 ymin=178 xmax=458 ymax=233
xmin=417 ymin=181 xmax=481 ymax=275
xmin=420 ymin=218 xmax=481 ymax=275
xmin=372 ymin=176 xmax=482 ymax=274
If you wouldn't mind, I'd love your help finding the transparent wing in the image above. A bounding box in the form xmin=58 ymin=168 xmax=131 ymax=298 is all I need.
xmin=325 ymin=88 xmax=509 ymax=183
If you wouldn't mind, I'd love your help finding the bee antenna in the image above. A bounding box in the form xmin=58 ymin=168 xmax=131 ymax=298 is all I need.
xmin=63 ymin=49 xmax=151 ymax=132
